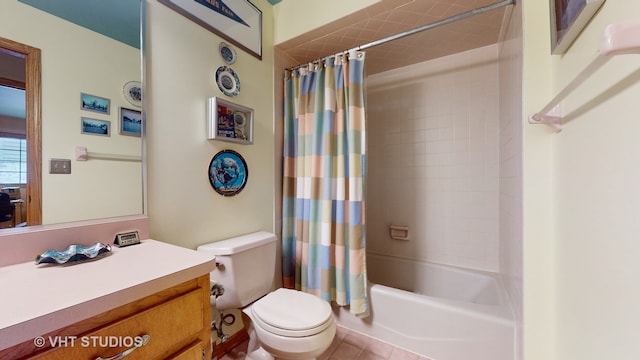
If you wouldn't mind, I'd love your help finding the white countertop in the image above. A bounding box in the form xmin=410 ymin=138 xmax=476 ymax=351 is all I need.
xmin=0 ymin=239 xmax=215 ymax=350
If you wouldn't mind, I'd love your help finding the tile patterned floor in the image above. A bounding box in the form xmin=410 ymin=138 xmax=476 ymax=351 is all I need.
xmin=217 ymin=324 xmax=432 ymax=360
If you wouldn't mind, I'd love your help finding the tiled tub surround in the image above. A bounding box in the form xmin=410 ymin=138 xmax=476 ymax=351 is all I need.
xmin=366 ymin=44 xmax=500 ymax=272
xmin=336 ymin=253 xmax=514 ymax=360
xmin=330 ymin=45 xmax=513 ymax=360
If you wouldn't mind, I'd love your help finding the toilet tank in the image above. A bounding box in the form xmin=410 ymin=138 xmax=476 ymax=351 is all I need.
xmin=197 ymin=231 xmax=277 ymax=310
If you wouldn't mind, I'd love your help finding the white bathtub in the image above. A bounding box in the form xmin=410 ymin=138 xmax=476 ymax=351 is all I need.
xmin=334 ymin=253 xmax=515 ymax=360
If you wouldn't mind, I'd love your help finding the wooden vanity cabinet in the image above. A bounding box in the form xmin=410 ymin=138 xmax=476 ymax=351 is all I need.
xmin=2 ymin=275 xmax=211 ymax=360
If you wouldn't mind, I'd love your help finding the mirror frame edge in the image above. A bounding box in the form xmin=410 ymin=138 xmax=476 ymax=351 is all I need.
xmin=0 ymin=36 xmax=42 ymax=226
xmin=26 ymin=42 xmax=42 ymax=225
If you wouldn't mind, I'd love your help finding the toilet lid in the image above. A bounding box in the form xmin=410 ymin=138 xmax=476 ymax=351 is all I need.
xmin=251 ymin=288 xmax=333 ymax=337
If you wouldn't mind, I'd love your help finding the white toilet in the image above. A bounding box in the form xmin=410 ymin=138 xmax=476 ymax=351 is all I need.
xmin=197 ymin=231 xmax=336 ymax=360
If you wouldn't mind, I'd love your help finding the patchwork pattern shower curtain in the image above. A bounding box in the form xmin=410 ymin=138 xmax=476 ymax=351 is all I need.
xmin=282 ymin=52 xmax=368 ymax=316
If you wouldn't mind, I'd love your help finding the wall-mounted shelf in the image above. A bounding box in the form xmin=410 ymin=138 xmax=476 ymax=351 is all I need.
xmin=529 ymin=18 xmax=640 ymax=132
xmin=207 ymin=97 xmax=254 ymax=145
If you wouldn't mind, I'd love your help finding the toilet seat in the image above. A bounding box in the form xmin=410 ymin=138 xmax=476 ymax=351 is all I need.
xmin=251 ymin=288 xmax=334 ymax=338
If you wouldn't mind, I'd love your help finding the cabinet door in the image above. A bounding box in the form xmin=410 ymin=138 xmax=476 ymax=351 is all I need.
xmin=32 ymin=289 xmax=204 ymax=360
xmin=167 ymin=341 xmax=206 ymax=360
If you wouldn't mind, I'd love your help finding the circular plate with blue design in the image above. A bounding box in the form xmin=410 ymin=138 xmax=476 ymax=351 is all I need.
xmin=218 ymin=42 xmax=237 ymax=65
xmin=208 ymin=150 xmax=248 ymax=196
xmin=215 ymin=66 xmax=240 ymax=97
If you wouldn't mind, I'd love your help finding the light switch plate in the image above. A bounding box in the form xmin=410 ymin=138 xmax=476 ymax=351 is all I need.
xmin=50 ymin=159 xmax=71 ymax=174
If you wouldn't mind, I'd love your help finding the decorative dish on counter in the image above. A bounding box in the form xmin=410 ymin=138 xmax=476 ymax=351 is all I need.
xmin=35 ymin=243 xmax=112 ymax=265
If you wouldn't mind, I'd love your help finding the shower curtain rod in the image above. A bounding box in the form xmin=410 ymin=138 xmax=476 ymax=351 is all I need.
xmin=286 ymin=0 xmax=515 ymax=71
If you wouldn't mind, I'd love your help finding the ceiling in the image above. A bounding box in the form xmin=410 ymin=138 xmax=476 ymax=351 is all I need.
xmin=17 ymin=0 xmax=141 ymax=48
xmin=14 ymin=0 xmax=509 ymax=75
xmin=276 ymin=0 xmax=510 ymax=75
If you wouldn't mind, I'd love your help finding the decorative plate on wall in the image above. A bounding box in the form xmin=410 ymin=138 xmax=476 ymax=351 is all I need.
xmin=123 ymin=81 xmax=142 ymax=107
xmin=208 ymin=149 xmax=248 ymax=196
xmin=218 ymin=42 xmax=237 ymax=64
xmin=215 ymin=66 xmax=240 ymax=97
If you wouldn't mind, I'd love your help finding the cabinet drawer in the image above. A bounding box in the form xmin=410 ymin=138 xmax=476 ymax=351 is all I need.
xmin=167 ymin=341 xmax=205 ymax=360
xmin=33 ymin=289 xmax=204 ymax=360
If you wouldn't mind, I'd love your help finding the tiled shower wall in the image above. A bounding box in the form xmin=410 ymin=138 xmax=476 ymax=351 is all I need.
xmin=365 ymin=44 xmax=500 ymax=272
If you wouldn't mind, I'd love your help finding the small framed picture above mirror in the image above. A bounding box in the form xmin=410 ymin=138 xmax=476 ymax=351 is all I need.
xmin=550 ymin=0 xmax=605 ymax=54
xmin=207 ymin=97 xmax=253 ymax=145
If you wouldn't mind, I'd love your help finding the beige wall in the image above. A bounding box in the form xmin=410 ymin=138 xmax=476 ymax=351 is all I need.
xmin=521 ymin=1 xmax=557 ymax=360
xmin=523 ymin=1 xmax=640 ymax=359
xmin=0 ymin=1 xmax=143 ymax=224
xmin=145 ymin=0 xmax=276 ymax=250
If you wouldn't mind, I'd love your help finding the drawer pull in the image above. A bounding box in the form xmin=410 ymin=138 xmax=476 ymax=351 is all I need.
xmin=95 ymin=334 xmax=150 ymax=360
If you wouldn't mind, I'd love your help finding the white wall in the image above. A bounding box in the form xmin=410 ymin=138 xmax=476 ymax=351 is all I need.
xmin=145 ymin=0 xmax=276 ymax=249
xmin=0 ymin=1 xmax=143 ymax=224
xmin=366 ymin=45 xmax=500 ymax=272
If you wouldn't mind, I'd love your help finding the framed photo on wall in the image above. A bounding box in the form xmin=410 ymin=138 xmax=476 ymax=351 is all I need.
xmin=80 ymin=93 xmax=110 ymax=114
xmin=158 ymin=0 xmax=262 ymax=59
xmin=119 ymin=107 xmax=142 ymax=137
xmin=81 ymin=117 xmax=111 ymax=137
xmin=550 ymin=0 xmax=605 ymax=54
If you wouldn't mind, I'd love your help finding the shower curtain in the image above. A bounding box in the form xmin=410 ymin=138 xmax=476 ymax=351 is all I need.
xmin=282 ymin=51 xmax=368 ymax=316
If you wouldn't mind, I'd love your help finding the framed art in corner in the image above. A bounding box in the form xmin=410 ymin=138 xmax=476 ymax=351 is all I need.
xmin=207 ymin=97 xmax=254 ymax=144
xmin=119 ymin=107 xmax=142 ymax=137
xmin=158 ymin=0 xmax=262 ymax=60
xmin=550 ymin=0 xmax=605 ymax=54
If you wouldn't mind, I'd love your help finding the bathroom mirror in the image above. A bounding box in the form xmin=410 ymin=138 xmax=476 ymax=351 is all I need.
xmin=0 ymin=0 xmax=144 ymax=228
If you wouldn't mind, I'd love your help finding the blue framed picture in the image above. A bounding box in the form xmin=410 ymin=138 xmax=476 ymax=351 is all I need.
xmin=80 ymin=93 xmax=110 ymax=114
xmin=119 ymin=107 xmax=142 ymax=137
xmin=81 ymin=117 xmax=110 ymax=137
xmin=208 ymin=150 xmax=248 ymax=196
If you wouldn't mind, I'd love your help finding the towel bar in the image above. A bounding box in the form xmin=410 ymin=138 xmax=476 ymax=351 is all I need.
xmin=529 ymin=18 xmax=640 ymax=131
xmin=75 ymin=146 xmax=142 ymax=162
